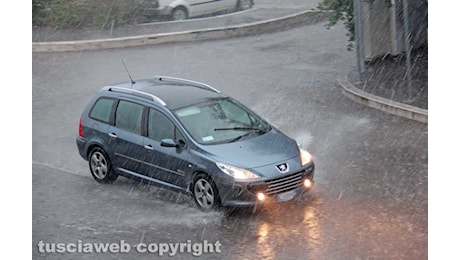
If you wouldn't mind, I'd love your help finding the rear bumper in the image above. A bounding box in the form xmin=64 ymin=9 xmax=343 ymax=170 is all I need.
xmin=76 ymin=137 xmax=88 ymax=160
xmin=144 ymin=6 xmax=173 ymax=17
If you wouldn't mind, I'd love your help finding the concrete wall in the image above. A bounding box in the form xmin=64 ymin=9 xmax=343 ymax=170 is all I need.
xmin=361 ymin=0 xmax=393 ymax=59
xmin=393 ymin=0 xmax=428 ymax=53
xmin=360 ymin=0 xmax=427 ymax=60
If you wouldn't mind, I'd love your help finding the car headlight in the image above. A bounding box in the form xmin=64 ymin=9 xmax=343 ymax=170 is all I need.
xmin=216 ymin=162 xmax=260 ymax=180
xmin=299 ymin=147 xmax=313 ymax=166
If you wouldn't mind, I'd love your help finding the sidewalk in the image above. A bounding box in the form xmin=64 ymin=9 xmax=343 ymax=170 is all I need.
xmin=339 ymin=46 xmax=428 ymax=123
xmin=32 ymin=1 xmax=427 ymax=123
xmin=349 ymin=47 xmax=427 ymax=109
xmin=32 ymin=7 xmax=311 ymax=42
xmin=32 ymin=5 xmax=328 ymax=52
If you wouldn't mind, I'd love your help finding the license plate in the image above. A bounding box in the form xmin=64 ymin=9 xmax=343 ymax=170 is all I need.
xmin=276 ymin=190 xmax=297 ymax=202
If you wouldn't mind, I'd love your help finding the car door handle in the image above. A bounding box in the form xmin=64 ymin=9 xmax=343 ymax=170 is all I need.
xmin=108 ymin=133 xmax=117 ymax=138
xmin=144 ymin=145 xmax=154 ymax=151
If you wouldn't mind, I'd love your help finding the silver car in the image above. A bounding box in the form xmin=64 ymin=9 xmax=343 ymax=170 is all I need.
xmin=152 ymin=0 xmax=254 ymax=20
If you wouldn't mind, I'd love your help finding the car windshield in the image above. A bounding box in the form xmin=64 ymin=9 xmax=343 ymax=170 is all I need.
xmin=173 ymin=97 xmax=271 ymax=145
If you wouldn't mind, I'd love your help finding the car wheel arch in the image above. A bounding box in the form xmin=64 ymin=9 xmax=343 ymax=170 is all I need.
xmin=86 ymin=142 xmax=109 ymax=160
xmin=188 ymin=171 xmax=210 ymax=190
xmin=168 ymin=0 xmax=190 ymax=10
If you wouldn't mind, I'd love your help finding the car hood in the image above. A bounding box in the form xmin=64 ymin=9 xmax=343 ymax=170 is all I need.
xmin=197 ymin=128 xmax=299 ymax=169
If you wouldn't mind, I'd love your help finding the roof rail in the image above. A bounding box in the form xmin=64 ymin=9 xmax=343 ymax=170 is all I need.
xmin=154 ymin=76 xmax=221 ymax=93
xmin=101 ymin=86 xmax=167 ymax=106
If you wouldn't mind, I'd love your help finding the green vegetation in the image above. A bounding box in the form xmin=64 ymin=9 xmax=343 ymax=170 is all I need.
xmin=317 ymin=0 xmax=355 ymax=49
xmin=32 ymin=0 xmax=150 ymax=29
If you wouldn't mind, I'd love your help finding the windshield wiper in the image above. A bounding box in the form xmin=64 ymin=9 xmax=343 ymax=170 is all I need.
xmin=215 ymin=127 xmax=269 ymax=143
xmin=226 ymin=133 xmax=247 ymax=143
xmin=214 ymin=127 xmax=268 ymax=132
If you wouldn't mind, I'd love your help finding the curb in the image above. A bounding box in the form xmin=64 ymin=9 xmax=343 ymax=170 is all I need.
xmin=337 ymin=77 xmax=428 ymax=124
xmin=32 ymin=10 xmax=327 ymax=53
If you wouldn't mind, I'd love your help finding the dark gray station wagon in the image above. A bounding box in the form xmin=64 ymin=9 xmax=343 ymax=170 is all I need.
xmin=76 ymin=76 xmax=315 ymax=211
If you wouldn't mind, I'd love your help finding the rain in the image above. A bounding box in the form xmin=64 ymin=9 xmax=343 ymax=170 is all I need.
xmin=26 ymin=0 xmax=439 ymax=259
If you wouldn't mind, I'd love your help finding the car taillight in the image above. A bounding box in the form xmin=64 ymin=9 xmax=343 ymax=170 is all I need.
xmin=79 ymin=118 xmax=84 ymax=137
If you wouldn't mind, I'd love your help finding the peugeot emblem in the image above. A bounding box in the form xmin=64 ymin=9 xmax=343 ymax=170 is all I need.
xmin=276 ymin=163 xmax=289 ymax=173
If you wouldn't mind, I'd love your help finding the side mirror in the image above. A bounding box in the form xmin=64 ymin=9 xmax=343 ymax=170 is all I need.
xmin=160 ymin=138 xmax=179 ymax=148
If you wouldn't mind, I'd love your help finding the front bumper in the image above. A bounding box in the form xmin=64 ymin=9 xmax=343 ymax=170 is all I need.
xmin=219 ymin=163 xmax=315 ymax=207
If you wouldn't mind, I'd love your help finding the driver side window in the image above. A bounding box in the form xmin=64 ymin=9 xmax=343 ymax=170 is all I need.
xmin=148 ymin=108 xmax=184 ymax=143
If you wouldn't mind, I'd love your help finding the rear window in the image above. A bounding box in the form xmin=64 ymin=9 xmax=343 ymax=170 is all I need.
xmin=89 ymin=98 xmax=115 ymax=123
xmin=115 ymin=100 xmax=144 ymax=135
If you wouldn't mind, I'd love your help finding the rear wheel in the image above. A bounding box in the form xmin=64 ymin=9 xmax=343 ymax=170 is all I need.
xmin=193 ymin=174 xmax=219 ymax=211
xmin=88 ymin=147 xmax=118 ymax=183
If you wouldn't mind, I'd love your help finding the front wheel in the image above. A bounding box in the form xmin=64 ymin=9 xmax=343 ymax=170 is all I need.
xmin=171 ymin=7 xmax=188 ymax=21
xmin=236 ymin=0 xmax=253 ymax=11
xmin=193 ymin=174 xmax=219 ymax=211
xmin=88 ymin=147 xmax=118 ymax=183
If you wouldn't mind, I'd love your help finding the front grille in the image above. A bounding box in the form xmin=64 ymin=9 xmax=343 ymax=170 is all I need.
xmin=265 ymin=171 xmax=304 ymax=195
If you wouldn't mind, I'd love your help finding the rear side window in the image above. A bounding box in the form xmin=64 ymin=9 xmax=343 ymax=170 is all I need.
xmin=115 ymin=100 xmax=144 ymax=135
xmin=89 ymin=98 xmax=115 ymax=123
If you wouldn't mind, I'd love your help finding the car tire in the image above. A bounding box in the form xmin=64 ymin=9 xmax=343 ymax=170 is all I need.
xmin=236 ymin=0 xmax=253 ymax=11
xmin=88 ymin=147 xmax=118 ymax=184
xmin=171 ymin=7 xmax=188 ymax=21
xmin=192 ymin=173 xmax=220 ymax=211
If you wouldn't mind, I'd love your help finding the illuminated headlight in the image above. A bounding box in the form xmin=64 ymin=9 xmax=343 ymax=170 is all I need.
xmin=304 ymin=179 xmax=312 ymax=188
xmin=216 ymin=162 xmax=260 ymax=180
xmin=299 ymin=147 xmax=313 ymax=166
xmin=257 ymin=192 xmax=265 ymax=201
